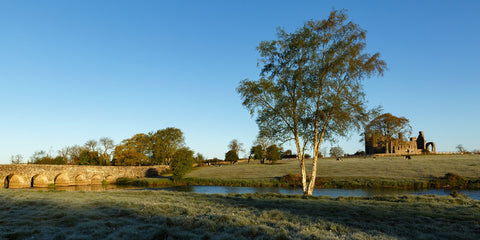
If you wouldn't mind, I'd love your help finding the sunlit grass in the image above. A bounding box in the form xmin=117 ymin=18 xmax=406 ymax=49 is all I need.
xmin=187 ymin=154 xmax=480 ymax=180
xmin=0 ymin=189 xmax=479 ymax=239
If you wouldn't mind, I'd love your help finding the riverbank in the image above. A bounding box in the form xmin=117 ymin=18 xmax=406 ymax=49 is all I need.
xmin=1 ymin=189 xmax=479 ymax=239
xmin=116 ymin=173 xmax=480 ymax=190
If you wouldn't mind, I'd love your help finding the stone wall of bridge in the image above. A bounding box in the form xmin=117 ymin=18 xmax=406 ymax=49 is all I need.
xmin=1 ymin=164 xmax=168 ymax=188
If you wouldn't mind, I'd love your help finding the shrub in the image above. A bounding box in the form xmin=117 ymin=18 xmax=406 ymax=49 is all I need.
xmin=171 ymin=148 xmax=195 ymax=182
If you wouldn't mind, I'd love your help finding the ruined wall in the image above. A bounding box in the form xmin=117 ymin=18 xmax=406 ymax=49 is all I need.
xmin=365 ymin=131 xmax=435 ymax=155
xmin=1 ymin=164 xmax=168 ymax=188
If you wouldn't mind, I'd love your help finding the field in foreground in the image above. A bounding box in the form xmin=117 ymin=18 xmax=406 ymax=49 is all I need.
xmin=1 ymin=189 xmax=479 ymax=239
xmin=187 ymin=154 xmax=480 ymax=180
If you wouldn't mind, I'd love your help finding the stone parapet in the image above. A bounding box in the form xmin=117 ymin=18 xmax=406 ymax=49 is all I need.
xmin=1 ymin=164 xmax=168 ymax=188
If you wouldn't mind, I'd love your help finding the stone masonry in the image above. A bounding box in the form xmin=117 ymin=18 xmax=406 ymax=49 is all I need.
xmin=1 ymin=164 xmax=168 ymax=188
xmin=365 ymin=131 xmax=436 ymax=155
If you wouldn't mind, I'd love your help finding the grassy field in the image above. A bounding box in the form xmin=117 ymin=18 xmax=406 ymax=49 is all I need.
xmin=187 ymin=154 xmax=480 ymax=180
xmin=1 ymin=188 xmax=479 ymax=239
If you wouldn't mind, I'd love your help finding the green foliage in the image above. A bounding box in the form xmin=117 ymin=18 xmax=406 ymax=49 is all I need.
xmin=31 ymin=151 xmax=66 ymax=165
xmin=150 ymin=127 xmax=185 ymax=165
xmin=171 ymin=147 xmax=195 ymax=182
xmin=266 ymin=144 xmax=281 ymax=163
xmin=78 ymin=150 xmax=100 ymax=165
xmin=113 ymin=127 xmax=186 ymax=166
xmin=250 ymin=145 xmax=264 ymax=160
xmin=237 ymin=10 xmax=386 ymax=195
xmin=225 ymin=150 xmax=239 ymax=164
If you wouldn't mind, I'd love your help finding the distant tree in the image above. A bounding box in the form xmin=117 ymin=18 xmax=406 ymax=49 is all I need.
xmin=30 ymin=150 xmax=48 ymax=164
xmin=10 ymin=154 xmax=24 ymax=164
xmin=84 ymin=139 xmax=99 ymax=152
xmin=171 ymin=147 xmax=194 ymax=182
xmin=113 ymin=133 xmax=152 ymax=166
xmin=99 ymin=137 xmax=114 ymax=165
xmin=365 ymin=113 xmax=411 ymax=142
xmin=354 ymin=150 xmax=366 ymax=156
xmin=58 ymin=147 xmax=71 ymax=164
xmin=250 ymin=144 xmax=264 ymax=160
xmin=151 ymin=127 xmax=185 ymax=165
xmin=228 ymin=139 xmax=244 ymax=157
xmin=68 ymin=145 xmax=83 ymax=165
xmin=194 ymin=153 xmax=205 ymax=165
xmin=78 ymin=149 xmax=100 ymax=165
xmin=329 ymin=146 xmax=345 ymax=158
xmin=31 ymin=150 xmax=66 ymax=165
xmin=284 ymin=149 xmax=292 ymax=156
xmin=456 ymin=144 xmax=467 ymax=154
xmin=266 ymin=144 xmax=281 ymax=163
xmin=237 ymin=10 xmax=386 ymax=195
xmin=225 ymin=150 xmax=239 ymax=164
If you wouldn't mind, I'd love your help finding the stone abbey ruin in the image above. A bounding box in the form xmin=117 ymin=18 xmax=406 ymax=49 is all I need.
xmin=365 ymin=131 xmax=435 ymax=155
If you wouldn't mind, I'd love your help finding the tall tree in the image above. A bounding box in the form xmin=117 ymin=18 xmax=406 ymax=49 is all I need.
xmin=150 ymin=127 xmax=185 ymax=165
xmin=113 ymin=133 xmax=152 ymax=166
xmin=237 ymin=10 xmax=386 ymax=195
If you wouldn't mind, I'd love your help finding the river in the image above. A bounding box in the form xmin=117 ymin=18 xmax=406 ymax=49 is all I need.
xmin=20 ymin=185 xmax=480 ymax=200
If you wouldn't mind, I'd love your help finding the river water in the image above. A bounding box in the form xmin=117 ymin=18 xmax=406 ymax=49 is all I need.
xmin=22 ymin=185 xmax=480 ymax=200
xmin=143 ymin=185 xmax=480 ymax=200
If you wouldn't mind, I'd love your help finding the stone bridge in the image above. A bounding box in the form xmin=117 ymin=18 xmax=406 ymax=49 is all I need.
xmin=1 ymin=164 xmax=168 ymax=188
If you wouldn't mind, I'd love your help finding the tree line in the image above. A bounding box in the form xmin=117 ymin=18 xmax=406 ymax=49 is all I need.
xmin=14 ymin=127 xmax=204 ymax=170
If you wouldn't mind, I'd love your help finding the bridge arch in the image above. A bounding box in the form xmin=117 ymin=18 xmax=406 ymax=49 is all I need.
xmin=32 ymin=174 xmax=49 ymax=187
xmin=91 ymin=175 xmax=103 ymax=185
xmin=75 ymin=174 xmax=89 ymax=185
xmin=4 ymin=175 xmax=10 ymax=188
xmin=105 ymin=175 xmax=116 ymax=183
xmin=426 ymin=142 xmax=436 ymax=153
xmin=55 ymin=173 xmax=70 ymax=186
xmin=5 ymin=174 xmax=27 ymax=188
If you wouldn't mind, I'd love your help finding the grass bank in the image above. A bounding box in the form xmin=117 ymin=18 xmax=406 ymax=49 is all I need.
xmin=177 ymin=154 xmax=480 ymax=189
xmin=1 ymin=189 xmax=479 ymax=239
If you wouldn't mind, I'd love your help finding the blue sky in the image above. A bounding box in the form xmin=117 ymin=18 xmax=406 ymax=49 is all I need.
xmin=0 ymin=1 xmax=479 ymax=163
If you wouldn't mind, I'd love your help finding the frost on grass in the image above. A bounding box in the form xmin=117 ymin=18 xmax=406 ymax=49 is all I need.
xmin=0 ymin=189 xmax=479 ymax=240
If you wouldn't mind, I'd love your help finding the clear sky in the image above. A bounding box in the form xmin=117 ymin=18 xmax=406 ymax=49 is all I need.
xmin=1 ymin=0 xmax=479 ymax=163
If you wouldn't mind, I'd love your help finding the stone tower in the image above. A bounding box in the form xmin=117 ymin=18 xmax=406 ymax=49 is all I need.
xmin=416 ymin=131 xmax=426 ymax=150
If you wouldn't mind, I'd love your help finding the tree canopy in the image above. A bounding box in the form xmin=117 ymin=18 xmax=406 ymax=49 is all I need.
xmin=365 ymin=113 xmax=411 ymax=141
xmin=237 ymin=10 xmax=386 ymax=195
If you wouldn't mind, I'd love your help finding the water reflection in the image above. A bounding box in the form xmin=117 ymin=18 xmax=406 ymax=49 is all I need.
xmin=30 ymin=184 xmax=139 ymax=191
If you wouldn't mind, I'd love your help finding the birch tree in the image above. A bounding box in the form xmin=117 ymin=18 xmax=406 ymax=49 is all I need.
xmin=237 ymin=10 xmax=386 ymax=195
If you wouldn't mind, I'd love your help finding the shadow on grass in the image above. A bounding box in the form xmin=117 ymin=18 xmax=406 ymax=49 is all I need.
xmin=195 ymin=193 xmax=480 ymax=239
xmin=1 ymin=190 xmax=479 ymax=239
